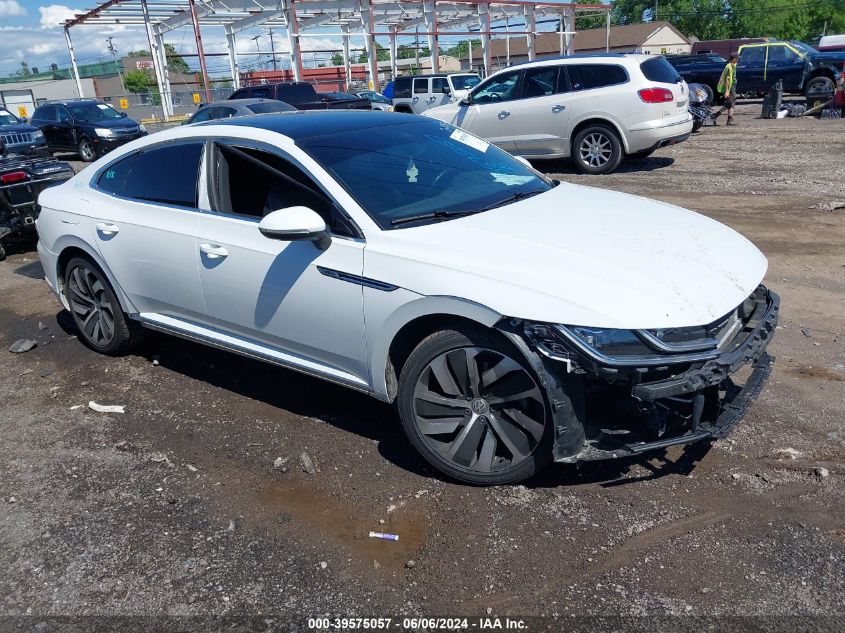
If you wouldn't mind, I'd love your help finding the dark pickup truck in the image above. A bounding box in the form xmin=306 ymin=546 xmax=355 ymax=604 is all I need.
xmin=672 ymin=41 xmax=845 ymax=96
xmin=229 ymin=82 xmax=371 ymax=111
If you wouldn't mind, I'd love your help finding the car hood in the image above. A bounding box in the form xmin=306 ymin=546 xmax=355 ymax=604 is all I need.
xmin=79 ymin=117 xmax=139 ymax=128
xmin=0 ymin=123 xmax=39 ymax=134
xmin=363 ymin=183 xmax=768 ymax=329
xmin=810 ymin=51 xmax=845 ymax=62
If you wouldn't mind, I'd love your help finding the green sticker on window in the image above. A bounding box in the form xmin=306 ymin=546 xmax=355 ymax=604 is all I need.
xmin=105 ymin=170 xmax=116 ymax=179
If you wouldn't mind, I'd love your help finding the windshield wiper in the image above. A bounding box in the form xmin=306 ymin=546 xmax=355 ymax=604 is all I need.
xmin=473 ymin=188 xmax=548 ymax=212
xmin=391 ymin=209 xmax=479 ymax=227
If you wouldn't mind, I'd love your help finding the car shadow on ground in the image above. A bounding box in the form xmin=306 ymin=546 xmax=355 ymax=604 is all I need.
xmin=533 ymin=155 xmax=675 ymax=176
xmin=50 ymin=309 xmax=714 ymax=488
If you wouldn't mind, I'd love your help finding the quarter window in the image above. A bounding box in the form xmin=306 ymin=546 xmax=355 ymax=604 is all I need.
xmin=96 ymin=153 xmax=137 ymax=195
xmin=568 ymin=64 xmax=628 ymax=90
xmin=121 ymin=143 xmax=204 ymax=208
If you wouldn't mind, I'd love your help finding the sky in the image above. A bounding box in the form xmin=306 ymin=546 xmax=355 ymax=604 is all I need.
xmin=0 ymin=0 xmax=591 ymax=79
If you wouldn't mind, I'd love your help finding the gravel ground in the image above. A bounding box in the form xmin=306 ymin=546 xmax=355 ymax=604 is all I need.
xmin=1 ymin=103 xmax=843 ymax=630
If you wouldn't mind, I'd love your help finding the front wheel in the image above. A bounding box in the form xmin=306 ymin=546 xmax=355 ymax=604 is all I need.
xmin=64 ymin=256 xmax=142 ymax=355
xmin=77 ymin=137 xmax=97 ymax=162
xmin=397 ymin=329 xmax=552 ymax=485
xmin=572 ymin=125 xmax=623 ymax=175
xmin=805 ymin=75 xmax=834 ymax=96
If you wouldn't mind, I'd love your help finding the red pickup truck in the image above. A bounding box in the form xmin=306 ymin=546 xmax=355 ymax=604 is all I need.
xmin=229 ymin=82 xmax=371 ymax=111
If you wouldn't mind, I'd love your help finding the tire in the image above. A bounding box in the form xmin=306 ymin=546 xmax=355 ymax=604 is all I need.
xmin=805 ymin=75 xmax=834 ymax=96
xmin=397 ymin=328 xmax=553 ymax=485
xmin=77 ymin=137 xmax=97 ymax=162
xmin=572 ymin=124 xmax=623 ymax=175
xmin=0 ymin=241 xmax=6 ymax=262
xmin=692 ymin=117 xmax=704 ymax=132
xmin=64 ymin=256 xmax=142 ymax=355
xmin=628 ymin=148 xmax=656 ymax=160
xmin=701 ymin=84 xmax=715 ymax=104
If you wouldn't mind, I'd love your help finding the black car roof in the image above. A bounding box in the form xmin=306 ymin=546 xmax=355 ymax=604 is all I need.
xmin=196 ymin=110 xmax=420 ymax=140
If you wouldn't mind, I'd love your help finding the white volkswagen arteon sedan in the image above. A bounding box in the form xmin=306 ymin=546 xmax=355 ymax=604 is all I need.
xmin=36 ymin=111 xmax=778 ymax=485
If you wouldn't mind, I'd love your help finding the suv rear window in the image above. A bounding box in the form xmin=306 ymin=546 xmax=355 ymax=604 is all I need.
xmin=568 ymin=64 xmax=628 ymax=90
xmin=640 ymin=57 xmax=682 ymax=83
xmin=394 ymin=77 xmax=412 ymax=99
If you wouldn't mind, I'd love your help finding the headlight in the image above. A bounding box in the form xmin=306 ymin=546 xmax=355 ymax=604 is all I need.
xmin=95 ymin=128 xmax=115 ymax=138
xmin=566 ymin=326 xmax=652 ymax=357
xmin=387 ymin=106 xmax=394 ymax=112
xmin=33 ymin=129 xmax=44 ymax=139
xmin=139 ymin=123 xmax=147 ymax=133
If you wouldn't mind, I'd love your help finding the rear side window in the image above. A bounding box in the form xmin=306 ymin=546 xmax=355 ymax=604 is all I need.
xmin=413 ymin=78 xmax=429 ymax=94
xmin=394 ymin=77 xmax=412 ymax=99
xmin=568 ymin=64 xmax=628 ymax=90
xmin=249 ymin=87 xmax=273 ymax=99
xmin=521 ymin=67 xmax=559 ymax=98
xmin=640 ymin=57 xmax=681 ymax=83
xmin=121 ymin=143 xmax=204 ymax=208
xmin=96 ymin=153 xmax=136 ymax=195
xmin=740 ymin=47 xmax=765 ymax=64
xmin=33 ymin=106 xmax=55 ymax=122
xmin=432 ymin=77 xmax=448 ymax=93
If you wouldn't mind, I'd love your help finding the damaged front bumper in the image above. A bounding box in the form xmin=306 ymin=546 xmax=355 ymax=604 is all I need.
xmin=519 ymin=286 xmax=779 ymax=461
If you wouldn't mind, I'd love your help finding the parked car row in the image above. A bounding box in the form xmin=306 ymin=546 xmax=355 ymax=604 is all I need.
xmin=33 ymin=109 xmax=779 ymax=484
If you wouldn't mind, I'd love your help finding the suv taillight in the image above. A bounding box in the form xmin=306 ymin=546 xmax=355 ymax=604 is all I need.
xmin=1 ymin=171 xmax=27 ymax=184
xmin=638 ymin=88 xmax=674 ymax=103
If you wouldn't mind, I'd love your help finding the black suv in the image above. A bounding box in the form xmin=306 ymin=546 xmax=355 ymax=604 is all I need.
xmin=30 ymin=100 xmax=147 ymax=162
xmin=0 ymin=107 xmax=51 ymax=158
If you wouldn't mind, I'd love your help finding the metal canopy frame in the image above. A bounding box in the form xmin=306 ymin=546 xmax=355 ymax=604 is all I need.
xmin=64 ymin=0 xmax=612 ymax=120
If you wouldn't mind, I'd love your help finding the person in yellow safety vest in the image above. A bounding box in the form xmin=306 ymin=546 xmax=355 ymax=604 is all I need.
xmin=714 ymin=52 xmax=739 ymax=126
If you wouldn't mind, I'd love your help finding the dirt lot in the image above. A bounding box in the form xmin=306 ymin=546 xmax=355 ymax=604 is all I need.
xmin=1 ymin=104 xmax=843 ymax=629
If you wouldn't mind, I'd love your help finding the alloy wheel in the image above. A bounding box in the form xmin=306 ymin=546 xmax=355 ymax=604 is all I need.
xmin=67 ymin=264 xmax=115 ymax=347
xmin=412 ymin=346 xmax=546 ymax=473
xmin=579 ymin=132 xmax=613 ymax=167
xmin=79 ymin=139 xmax=96 ymax=161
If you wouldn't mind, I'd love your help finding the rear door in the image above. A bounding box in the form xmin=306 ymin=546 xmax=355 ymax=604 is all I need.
xmin=90 ymin=141 xmax=207 ymax=319
xmin=737 ymin=46 xmax=767 ymax=92
xmin=764 ymin=44 xmax=804 ymax=92
xmin=429 ymin=77 xmax=451 ymax=109
xmin=411 ymin=77 xmax=431 ymax=113
xmin=511 ymin=65 xmax=572 ymax=157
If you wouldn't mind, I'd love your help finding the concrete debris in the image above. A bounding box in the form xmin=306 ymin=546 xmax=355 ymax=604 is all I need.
xmin=38 ymin=322 xmax=47 ymax=331
xmin=227 ymin=520 xmax=236 ymax=532
xmin=319 ymin=561 xmax=328 ymax=570
xmin=300 ymin=452 xmax=316 ymax=475
xmin=149 ymin=453 xmax=173 ymax=467
xmin=114 ymin=440 xmax=132 ymax=452
xmin=88 ymin=401 xmax=125 ymax=414
xmin=273 ymin=457 xmax=288 ymax=471
xmin=405 ymin=559 xmax=416 ymax=569
xmin=809 ymin=200 xmax=845 ymax=212
xmin=8 ymin=339 xmax=36 ymax=354
xmin=813 ymin=467 xmax=830 ymax=479
xmin=775 ymin=448 xmax=803 ymax=460
xmin=186 ymin=464 xmax=198 ymax=472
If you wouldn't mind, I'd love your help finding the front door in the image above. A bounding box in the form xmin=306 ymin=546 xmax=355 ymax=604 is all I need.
xmin=453 ymin=69 xmax=522 ymax=152
xmin=764 ymin=44 xmax=804 ymax=92
xmin=737 ymin=46 xmax=767 ymax=92
xmin=54 ymin=106 xmax=77 ymax=149
xmin=89 ymin=141 xmax=207 ymax=319
xmin=196 ymin=141 xmax=368 ymax=385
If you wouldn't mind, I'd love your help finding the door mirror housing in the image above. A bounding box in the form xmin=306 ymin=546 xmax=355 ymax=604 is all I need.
xmin=441 ymin=86 xmax=451 ymax=95
xmin=460 ymin=94 xmax=472 ymax=105
xmin=120 ymin=111 xmax=127 ymax=118
xmin=259 ymin=206 xmax=330 ymax=249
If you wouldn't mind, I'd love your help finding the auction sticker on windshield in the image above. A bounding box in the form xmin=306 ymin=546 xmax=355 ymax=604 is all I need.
xmin=450 ymin=128 xmax=489 ymax=153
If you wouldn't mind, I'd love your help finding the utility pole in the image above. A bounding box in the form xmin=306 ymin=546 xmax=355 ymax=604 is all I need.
xmin=415 ymin=26 xmax=420 ymax=70
xmin=252 ymin=34 xmax=263 ymax=70
xmin=268 ymin=28 xmax=278 ymax=72
xmin=654 ymin=0 xmax=659 ymax=20
xmin=106 ymin=36 xmax=126 ymax=95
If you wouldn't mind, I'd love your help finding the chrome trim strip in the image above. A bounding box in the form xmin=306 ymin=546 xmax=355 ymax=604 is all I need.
xmin=317 ymin=266 xmax=398 ymax=292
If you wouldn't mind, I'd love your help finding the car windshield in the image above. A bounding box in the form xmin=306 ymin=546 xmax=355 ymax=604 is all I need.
xmin=451 ymin=75 xmax=481 ymax=90
xmin=300 ymin=119 xmax=552 ymax=229
xmin=789 ymin=41 xmax=814 ymax=55
xmin=247 ymin=101 xmax=295 ymax=114
xmin=68 ymin=103 xmax=123 ymax=121
xmin=0 ymin=109 xmax=19 ymax=125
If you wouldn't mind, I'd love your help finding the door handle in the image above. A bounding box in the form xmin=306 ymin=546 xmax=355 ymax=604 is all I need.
xmin=412 ymin=97 xmax=419 ymax=102
xmin=199 ymin=243 xmax=228 ymax=259
xmin=95 ymin=222 xmax=120 ymax=236
xmin=552 ymin=104 xmax=566 ymax=112
xmin=498 ymin=110 xmax=511 ymax=119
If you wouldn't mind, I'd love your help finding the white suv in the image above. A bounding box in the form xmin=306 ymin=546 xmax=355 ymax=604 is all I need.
xmin=392 ymin=73 xmax=482 ymax=114
xmin=36 ymin=111 xmax=777 ymax=485
xmin=424 ymin=54 xmax=693 ymax=174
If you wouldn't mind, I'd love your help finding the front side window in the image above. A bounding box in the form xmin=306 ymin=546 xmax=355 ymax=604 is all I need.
xmin=521 ymin=67 xmax=559 ymax=98
xmin=249 ymin=87 xmax=272 ymax=99
xmin=767 ymin=45 xmax=798 ymax=62
xmin=56 ymin=107 xmax=72 ymax=123
xmin=96 ymin=153 xmax=137 ymax=195
xmin=67 ymin=102 xmax=122 ymax=121
xmin=121 ymin=143 xmax=203 ymax=208
xmin=471 ymin=70 xmax=521 ymax=103
xmin=568 ymin=64 xmax=628 ymax=91
xmin=0 ymin=109 xmax=19 ymax=125
xmin=300 ymin=119 xmax=552 ymax=230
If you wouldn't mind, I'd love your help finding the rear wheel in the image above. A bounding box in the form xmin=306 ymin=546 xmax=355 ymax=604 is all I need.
xmin=572 ymin=124 xmax=623 ymax=175
xmin=78 ymin=137 xmax=97 ymax=162
xmin=64 ymin=256 xmax=142 ymax=355
xmin=692 ymin=117 xmax=704 ymax=132
xmin=397 ymin=328 xmax=552 ymax=485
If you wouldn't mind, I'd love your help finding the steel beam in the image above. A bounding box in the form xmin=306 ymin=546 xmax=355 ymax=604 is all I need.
xmin=283 ymin=0 xmax=303 ymax=81
xmin=477 ymin=2 xmax=491 ymax=77
xmin=359 ymin=0 xmax=379 ymax=92
xmin=342 ymin=24 xmax=352 ymax=89
xmin=153 ymin=26 xmax=174 ymax=115
xmin=141 ymin=0 xmax=172 ymax=118
xmin=225 ymin=24 xmax=241 ymax=89
xmin=524 ymin=3 xmax=536 ymax=61
xmin=64 ymin=27 xmax=85 ymax=98
xmin=423 ymin=0 xmax=439 ymax=74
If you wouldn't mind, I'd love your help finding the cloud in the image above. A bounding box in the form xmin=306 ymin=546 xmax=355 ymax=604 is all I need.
xmin=0 ymin=1 xmax=25 ymax=18
xmin=39 ymin=4 xmax=77 ymax=29
xmin=29 ymin=43 xmax=58 ymax=55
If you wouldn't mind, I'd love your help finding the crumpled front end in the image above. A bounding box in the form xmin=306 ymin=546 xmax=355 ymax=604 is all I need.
xmin=517 ymin=285 xmax=779 ymax=461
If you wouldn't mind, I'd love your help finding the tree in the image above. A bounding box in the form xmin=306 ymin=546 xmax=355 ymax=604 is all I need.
xmin=331 ymin=53 xmax=343 ymax=66
xmin=443 ymin=39 xmax=482 ymax=60
xmin=124 ymin=69 xmax=152 ymax=93
xmin=356 ymin=42 xmax=391 ymax=63
xmin=128 ymin=43 xmax=189 ymax=73
xmin=18 ymin=61 xmax=31 ymax=76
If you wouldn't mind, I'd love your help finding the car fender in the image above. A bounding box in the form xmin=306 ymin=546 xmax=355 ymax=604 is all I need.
xmin=570 ymin=114 xmax=629 ymax=153
xmin=52 ymin=233 xmax=137 ymax=315
xmin=366 ymin=292 xmax=503 ymax=401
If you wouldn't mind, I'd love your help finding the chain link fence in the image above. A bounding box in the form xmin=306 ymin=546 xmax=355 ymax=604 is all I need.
xmin=100 ymin=87 xmax=234 ymax=122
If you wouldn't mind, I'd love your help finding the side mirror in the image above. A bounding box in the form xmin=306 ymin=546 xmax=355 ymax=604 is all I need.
xmin=460 ymin=94 xmax=472 ymax=105
xmin=259 ymin=206 xmax=330 ymax=250
xmin=442 ymin=87 xmax=451 ymax=95
xmin=120 ymin=112 xmax=127 ymax=118
xmin=19 ymin=116 xmax=28 ymax=123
